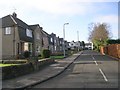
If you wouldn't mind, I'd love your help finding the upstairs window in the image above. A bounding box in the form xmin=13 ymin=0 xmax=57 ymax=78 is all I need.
xmin=51 ymin=38 xmax=53 ymax=42
xmin=54 ymin=39 xmax=56 ymax=43
xmin=26 ymin=29 xmax=32 ymax=37
xmin=5 ymin=27 xmax=11 ymax=35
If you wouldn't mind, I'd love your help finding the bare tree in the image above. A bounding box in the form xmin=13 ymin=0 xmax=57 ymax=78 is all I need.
xmin=88 ymin=23 xmax=111 ymax=50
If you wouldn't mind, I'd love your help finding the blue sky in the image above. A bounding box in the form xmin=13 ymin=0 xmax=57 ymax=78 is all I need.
xmin=0 ymin=0 xmax=119 ymax=42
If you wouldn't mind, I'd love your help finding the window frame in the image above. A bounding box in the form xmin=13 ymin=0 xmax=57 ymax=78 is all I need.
xmin=5 ymin=27 xmax=11 ymax=35
xmin=26 ymin=29 xmax=33 ymax=38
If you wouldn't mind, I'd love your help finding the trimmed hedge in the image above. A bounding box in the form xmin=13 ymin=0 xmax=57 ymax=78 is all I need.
xmin=42 ymin=49 xmax=51 ymax=58
xmin=23 ymin=51 xmax=31 ymax=58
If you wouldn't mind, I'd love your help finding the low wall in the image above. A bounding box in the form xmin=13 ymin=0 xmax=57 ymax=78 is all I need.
xmin=2 ymin=58 xmax=55 ymax=80
xmin=2 ymin=63 xmax=34 ymax=80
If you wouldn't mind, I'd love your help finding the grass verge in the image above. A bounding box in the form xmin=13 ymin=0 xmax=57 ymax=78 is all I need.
xmin=0 ymin=64 xmax=20 ymax=67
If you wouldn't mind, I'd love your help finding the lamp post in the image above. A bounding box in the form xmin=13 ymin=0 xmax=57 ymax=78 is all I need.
xmin=77 ymin=31 xmax=79 ymax=51
xmin=63 ymin=23 xmax=69 ymax=58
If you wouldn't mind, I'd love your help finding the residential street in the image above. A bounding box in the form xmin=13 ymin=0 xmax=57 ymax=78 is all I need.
xmin=31 ymin=50 xmax=118 ymax=89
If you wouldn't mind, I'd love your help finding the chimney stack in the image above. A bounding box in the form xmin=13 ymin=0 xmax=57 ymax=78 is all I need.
xmin=12 ymin=12 xmax=17 ymax=18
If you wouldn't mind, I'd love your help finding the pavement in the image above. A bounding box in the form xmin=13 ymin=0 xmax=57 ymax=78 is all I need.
xmin=30 ymin=50 xmax=118 ymax=89
xmin=2 ymin=51 xmax=82 ymax=90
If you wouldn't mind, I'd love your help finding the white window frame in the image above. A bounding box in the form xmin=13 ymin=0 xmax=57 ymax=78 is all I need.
xmin=5 ymin=27 xmax=11 ymax=35
xmin=26 ymin=29 xmax=33 ymax=38
xmin=51 ymin=38 xmax=53 ymax=42
xmin=55 ymin=46 xmax=57 ymax=51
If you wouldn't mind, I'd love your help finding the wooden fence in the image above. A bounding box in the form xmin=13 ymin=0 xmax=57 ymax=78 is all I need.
xmin=100 ymin=44 xmax=120 ymax=58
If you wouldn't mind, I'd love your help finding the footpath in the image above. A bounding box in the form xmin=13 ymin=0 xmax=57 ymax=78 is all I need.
xmin=2 ymin=52 xmax=82 ymax=90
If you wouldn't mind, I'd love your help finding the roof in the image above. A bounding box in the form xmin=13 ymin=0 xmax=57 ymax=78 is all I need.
xmin=2 ymin=15 xmax=15 ymax=28
xmin=41 ymin=29 xmax=49 ymax=36
xmin=29 ymin=24 xmax=40 ymax=30
xmin=2 ymin=14 xmax=34 ymax=42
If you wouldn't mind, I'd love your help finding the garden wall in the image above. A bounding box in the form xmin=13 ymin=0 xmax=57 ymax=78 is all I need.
xmin=2 ymin=58 xmax=55 ymax=80
xmin=2 ymin=63 xmax=34 ymax=80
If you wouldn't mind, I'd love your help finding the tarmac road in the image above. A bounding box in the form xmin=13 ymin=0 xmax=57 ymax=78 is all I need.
xmin=31 ymin=50 xmax=119 ymax=89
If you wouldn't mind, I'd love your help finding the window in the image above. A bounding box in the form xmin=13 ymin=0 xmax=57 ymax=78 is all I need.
xmin=55 ymin=46 xmax=57 ymax=51
xmin=54 ymin=39 xmax=56 ymax=43
xmin=51 ymin=38 xmax=53 ymax=42
xmin=26 ymin=29 xmax=32 ymax=37
xmin=5 ymin=27 xmax=11 ymax=35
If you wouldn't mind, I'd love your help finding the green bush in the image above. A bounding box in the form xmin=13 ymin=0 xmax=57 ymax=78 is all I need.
xmin=23 ymin=51 xmax=31 ymax=58
xmin=42 ymin=49 xmax=51 ymax=58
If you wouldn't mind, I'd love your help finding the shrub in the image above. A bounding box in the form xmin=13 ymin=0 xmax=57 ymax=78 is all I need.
xmin=23 ymin=51 xmax=31 ymax=58
xmin=42 ymin=49 xmax=51 ymax=58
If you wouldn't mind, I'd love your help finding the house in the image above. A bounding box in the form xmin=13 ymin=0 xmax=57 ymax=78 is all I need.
xmin=69 ymin=41 xmax=81 ymax=50
xmin=85 ymin=42 xmax=93 ymax=50
xmin=59 ymin=38 xmax=64 ymax=52
xmin=49 ymin=33 xmax=55 ymax=53
xmin=41 ymin=29 xmax=50 ymax=50
xmin=29 ymin=24 xmax=42 ymax=56
xmin=1 ymin=12 xmax=34 ymax=59
xmin=49 ymin=33 xmax=60 ymax=54
xmin=56 ymin=36 xmax=60 ymax=52
xmin=64 ymin=40 xmax=69 ymax=51
xmin=69 ymin=41 xmax=76 ymax=50
xmin=75 ymin=41 xmax=82 ymax=50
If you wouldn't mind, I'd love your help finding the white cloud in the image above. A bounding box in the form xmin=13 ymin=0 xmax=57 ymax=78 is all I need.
xmin=93 ymin=15 xmax=118 ymax=24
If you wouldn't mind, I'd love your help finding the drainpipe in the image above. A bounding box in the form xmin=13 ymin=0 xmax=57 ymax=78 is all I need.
xmin=13 ymin=25 xmax=15 ymax=59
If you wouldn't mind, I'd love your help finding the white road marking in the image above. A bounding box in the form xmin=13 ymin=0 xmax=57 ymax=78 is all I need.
xmin=92 ymin=55 xmax=108 ymax=82
xmin=99 ymin=68 xmax=108 ymax=82
xmin=94 ymin=60 xmax=98 ymax=66
xmin=92 ymin=55 xmax=98 ymax=66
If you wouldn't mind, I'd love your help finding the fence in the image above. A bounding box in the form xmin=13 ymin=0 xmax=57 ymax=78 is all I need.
xmin=100 ymin=44 xmax=120 ymax=58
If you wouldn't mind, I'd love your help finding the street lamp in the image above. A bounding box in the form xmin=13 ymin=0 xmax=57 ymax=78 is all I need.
xmin=63 ymin=23 xmax=69 ymax=58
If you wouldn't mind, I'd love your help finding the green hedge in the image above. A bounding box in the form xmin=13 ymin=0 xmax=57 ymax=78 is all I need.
xmin=23 ymin=51 xmax=31 ymax=58
xmin=42 ymin=49 xmax=51 ymax=58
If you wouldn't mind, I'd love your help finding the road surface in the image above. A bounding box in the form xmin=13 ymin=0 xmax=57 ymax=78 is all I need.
xmin=30 ymin=50 xmax=119 ymax=89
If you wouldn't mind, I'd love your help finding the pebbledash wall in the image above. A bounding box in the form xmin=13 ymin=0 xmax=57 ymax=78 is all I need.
xmin=0 ymin=18 xmax=2 ymax=90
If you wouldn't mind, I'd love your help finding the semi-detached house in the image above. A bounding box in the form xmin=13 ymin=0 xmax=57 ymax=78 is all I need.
xmin=30 ymin=24 xmax=43 ymax=56
xmin=1 ymin=13 xmax=36 ymax=60
xmin=0 ymin=12 xmax=67 ymax=60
